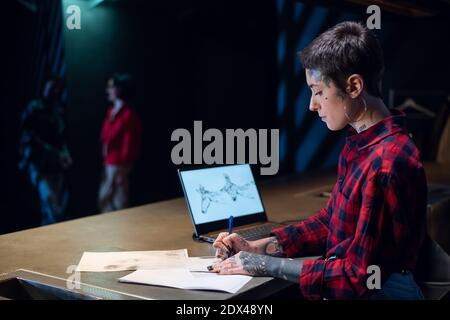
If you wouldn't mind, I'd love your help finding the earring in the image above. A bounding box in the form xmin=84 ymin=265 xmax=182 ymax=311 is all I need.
xmin=344 ymin=105 xmax=352 ymax=122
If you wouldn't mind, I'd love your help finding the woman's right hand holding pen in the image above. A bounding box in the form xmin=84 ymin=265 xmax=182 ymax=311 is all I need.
xmin=211 ymin=235 xmax=292 ymax=279
xmin=213 ymin=234 xmax=285 ymax=260
xmin=213 ymin=232 xmax=253 ymax=260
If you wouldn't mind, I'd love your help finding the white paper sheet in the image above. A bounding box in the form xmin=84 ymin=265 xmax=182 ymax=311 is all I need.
xmin=76 ymin=249 xmax=189 ymax=272
xmin=118 ymin=268 xmax=252 ymax=294
xmin=186 ymin=257 xmax=219 ymax=272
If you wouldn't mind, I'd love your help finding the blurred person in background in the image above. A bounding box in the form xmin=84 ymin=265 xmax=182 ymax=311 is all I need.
xmin=19 ymin=75 xmax=72 ymax=225
xmin=98 ymin=73 xmax=142 ymax=213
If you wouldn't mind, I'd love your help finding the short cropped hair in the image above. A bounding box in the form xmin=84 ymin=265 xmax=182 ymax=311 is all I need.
xmin=111 ymin=73 xmax=134 ymax=100
xmin=299 ymin=21 xmax=384 ymax=98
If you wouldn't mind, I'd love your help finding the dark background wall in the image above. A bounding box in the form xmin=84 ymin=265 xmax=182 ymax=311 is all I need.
xmin=61 ymin=0 xmax=277 ymax=219
xmin=1 ymin=0 xmax=449 ymax=234
xmin=275 ymin=0 xmax=450 ymax=176
xmin=2 ymin=1 xmax=50 ymax=231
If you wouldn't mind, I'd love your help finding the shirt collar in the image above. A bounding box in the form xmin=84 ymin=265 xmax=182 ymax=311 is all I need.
xmin=109 ymin=102 xmax=128 ymax=121
xmin=111 ymin=100 xmax=124 ymax=117
xmin=346 ymin=109 xmax=406 ymax=150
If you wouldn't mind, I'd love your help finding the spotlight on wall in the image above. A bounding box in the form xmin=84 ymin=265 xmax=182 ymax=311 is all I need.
xmin=16 ymin=0 xmax=38 ymax=12
xmin=88 ymin=0 xmax=105 ymax=9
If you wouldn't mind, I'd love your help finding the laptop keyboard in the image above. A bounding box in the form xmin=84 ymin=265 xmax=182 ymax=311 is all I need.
xmin=209 ymin=222 xmax=284 ymax=241
xmin=237 ymin=223 xmax=284 ymax=241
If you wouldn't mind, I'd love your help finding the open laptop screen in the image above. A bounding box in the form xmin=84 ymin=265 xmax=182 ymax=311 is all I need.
xmin=178 ymin=164 xmax=267 ymax=236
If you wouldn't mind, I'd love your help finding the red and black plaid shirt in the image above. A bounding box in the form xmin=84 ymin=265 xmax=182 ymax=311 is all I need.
xmin=272 ymin=110 xmax=427 ymax=300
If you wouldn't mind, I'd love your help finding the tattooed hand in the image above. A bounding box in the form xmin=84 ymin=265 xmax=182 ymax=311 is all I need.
xmin=213 ymin=233 xmax=284 ymax=260
xmin=213 ymin=251 xmax=266 ymax=276
xmin=212 ymin=251 xmax=302 ymax=283
xmin=213 ymin=233 xmax=252 ymax=260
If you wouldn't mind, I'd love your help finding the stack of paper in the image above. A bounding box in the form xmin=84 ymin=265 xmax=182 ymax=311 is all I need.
xmin=119 ymin=268 xmax=252 ymax=294
xmin=76 ymin=249 xmax=251 ymax=293
xmin=76 ymin=249 xmax=190 ymax=272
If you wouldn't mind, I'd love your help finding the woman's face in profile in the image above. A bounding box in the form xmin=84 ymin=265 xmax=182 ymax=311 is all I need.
xmin=305 ymin=69 xmax=350 ymax=131
xmin=106 ymin=78 xmax=118 ymax=102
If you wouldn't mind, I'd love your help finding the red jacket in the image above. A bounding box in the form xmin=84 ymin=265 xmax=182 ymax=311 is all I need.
xmin=100 ymin=104 xmax=142 ymax=166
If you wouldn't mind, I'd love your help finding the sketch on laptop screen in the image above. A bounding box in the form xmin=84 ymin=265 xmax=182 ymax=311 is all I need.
xmin=180 ymin=165 xmax=264 ymax=225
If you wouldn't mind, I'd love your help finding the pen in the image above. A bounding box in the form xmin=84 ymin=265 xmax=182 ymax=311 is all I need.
xmin=228 ymin=215 xmax=234 ymax=235
xmin=207 ymin=216 xmax=235 ymax=272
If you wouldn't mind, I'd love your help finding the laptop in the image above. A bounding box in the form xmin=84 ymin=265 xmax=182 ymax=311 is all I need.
xmin=178 ymin=164 xmax=284 ymax=243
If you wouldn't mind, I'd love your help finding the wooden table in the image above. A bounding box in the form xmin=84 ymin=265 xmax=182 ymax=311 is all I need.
xmin=0 ymin=169 xmax=335 ymax=300
xmin=0 ymin=163 xmax=448 ymax=299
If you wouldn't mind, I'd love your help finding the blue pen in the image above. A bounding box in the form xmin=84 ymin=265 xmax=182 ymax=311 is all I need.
xmin=228 ymin=215 xmax=234 ymax=235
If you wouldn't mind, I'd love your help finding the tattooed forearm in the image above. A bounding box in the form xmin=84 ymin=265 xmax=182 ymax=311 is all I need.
xmin=253 ymin=237 xmax=284 ymax=256
xmin=277 ymin=258 xmax=303 ymax=283
xmin=239 ymin=252 xmax=302 ymax=283
xmin=239 ymin=252 xmax=269 ymax=276
xmin=262 ymin=237 xmax=284 ymax=257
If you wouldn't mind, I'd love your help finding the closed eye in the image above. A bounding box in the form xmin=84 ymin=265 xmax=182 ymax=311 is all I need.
xmin=314 ymin=91 xmax=322 ymax=96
